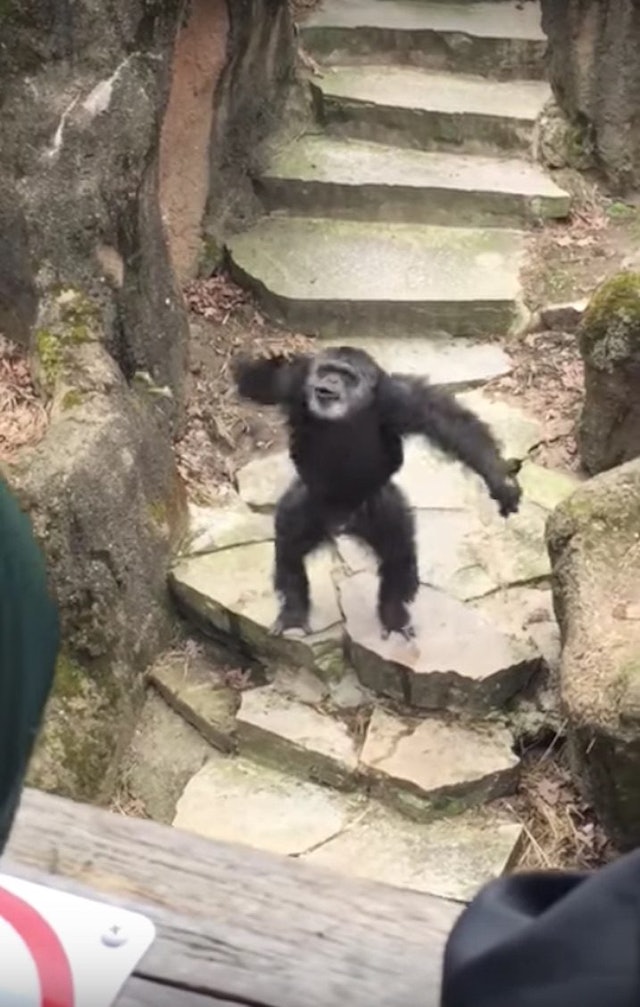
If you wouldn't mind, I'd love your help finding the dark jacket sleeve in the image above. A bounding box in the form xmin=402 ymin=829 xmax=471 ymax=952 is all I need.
xmin=0 ymin=476 xmax=59 ymax=850
xmin=441 ymin=850 xmax=640 ymax=1007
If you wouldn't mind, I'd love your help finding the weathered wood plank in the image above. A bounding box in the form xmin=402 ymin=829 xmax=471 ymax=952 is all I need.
xmin=120 ymin=976 xmax=235 ymax=1006
xmin=5 ymin=788 xmax=460 ymax=1007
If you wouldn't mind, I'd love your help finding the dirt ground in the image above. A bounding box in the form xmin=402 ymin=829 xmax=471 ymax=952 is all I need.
xmin=0 ymin=336 xmax=48 ymax=463
xmin=508 ymin=742 xmax=616 ymax=872
xmin=486 ymin=178 xmax=640 ymax=472
xmin=176 ymin=275 xmax=315 ymax=501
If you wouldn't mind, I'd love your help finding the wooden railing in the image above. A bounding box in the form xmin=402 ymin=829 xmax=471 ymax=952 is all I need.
xmin=2 ymin=788 xmax=461 ymax=1005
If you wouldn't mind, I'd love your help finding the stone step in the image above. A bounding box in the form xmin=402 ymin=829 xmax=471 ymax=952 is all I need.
xmin=236 ymin=684 xmax=520 ymax=818
xmin=258 ymin=135 xmax=570 ymax=227
xmin=148 ymin=650 xmax=240 ymax=753
xmin=303 ymin=803 xmax=523 ymax=902
xmin=173 ymin=752 xmax=522 ymax=899
xmin=311 ymin=65 xmax=550 ymax=155
xmin=169 ymin=531 xmax=540 ymax=713
xmin=170 ymin=540 xmax=349 ymax=682
xmin=302 ymin=0 xmax=547 ymax=80
xmin=322 ymin=335 xmax=514 ymax=390
xmin=170 ymin=394 xmax=568 ymax=715
xmin=235 ymin=684 xmax=360 ymax=789
xmin=226 ymin=215 xmax=526 ymax=338
xmin=339 ymin=573 xmax=539 ymax=711
xmin=360 ymin=707 xmax=519 ymax=819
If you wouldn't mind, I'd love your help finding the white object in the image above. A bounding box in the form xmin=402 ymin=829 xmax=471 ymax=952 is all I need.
xmin=0 ymin=873 xmax=155 ymax=1006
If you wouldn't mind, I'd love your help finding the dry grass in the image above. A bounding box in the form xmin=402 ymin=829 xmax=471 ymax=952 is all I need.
xmin=0 ymin=335 xmax=48 ymax=461
xmin=175 ymin=273 xmax=314 ymax=502
xmin=503 ymin=739 xmax=616 ymax=872
xmin=486 ymin=326 xmax=584 ymax=471
xmin=109 ymin=790 xmax=150 ymax=820
xmin=289 ymin=0 xmax=322 ymax=22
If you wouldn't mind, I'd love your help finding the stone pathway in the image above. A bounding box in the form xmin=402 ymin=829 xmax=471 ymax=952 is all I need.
xmin=129 ymin=1 xmax=578 ymax=901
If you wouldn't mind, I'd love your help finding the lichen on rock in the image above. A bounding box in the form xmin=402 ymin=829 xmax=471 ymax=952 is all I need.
xmin=577 ymin=272 xmax=640 ymax=474
xmin=26 ymin=651 xmax=139 ymax=804
xmin=547 ymin=458 xmax=640 ymax=848
xmin=535 ymin=98 xmax=594 ymax=172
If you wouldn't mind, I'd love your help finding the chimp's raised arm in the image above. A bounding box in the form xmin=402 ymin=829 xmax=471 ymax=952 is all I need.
xmin=233 ymin=346 xmax=521 ymax=642
xmin=380 ymin=374 xmax=521 ymax=517
xmin=232 ymin=353 xmax=311 ymax=407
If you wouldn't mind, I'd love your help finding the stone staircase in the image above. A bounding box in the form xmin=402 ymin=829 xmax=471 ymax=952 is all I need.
xmin=227 ymin=0 xmax=569 ymax=340
xmin=127 ymin=1 xmax=578 ymax=901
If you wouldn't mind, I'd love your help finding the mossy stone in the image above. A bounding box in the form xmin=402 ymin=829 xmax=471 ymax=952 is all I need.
xmin=580 ymin=271 xmax=640 ymax=363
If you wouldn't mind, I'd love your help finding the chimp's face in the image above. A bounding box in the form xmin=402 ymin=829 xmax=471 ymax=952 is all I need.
xmin=306 ymin=348 xmax=378 ymax=421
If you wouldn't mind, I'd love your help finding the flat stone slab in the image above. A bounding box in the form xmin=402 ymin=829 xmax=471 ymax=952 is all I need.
xmin=322 ymin=335 xmax=513 ymax=390
xmin=173 ymin=755 xmax=364 ymax=856
xmin=471 ymin=585 xmax=560 ymax=670
xmin=457 ymin=389 xmax=544 ymax=458
xmin=228 ymin=215 xmax=525 ymax=338
xmin=262 ymin=134 xmax=569 ymax=224
xmin=360 ymin=708 xmax=519 ymax=819
xmin=315 ymin=65 xmax=550 ymax=124
xmin=237 ymin=452 xmax=295 ymax=510
xmin=304 ymin=803 xmax=523 ymax=901
xmin=266 ymin=137 xmax=562 ymax=200
xmin=170 ymin=542 xmax=347 ymax=680
xmin=149 ymin=652 xmax=239 ymax=754
xmin=339 ymin=496 xmax=555 ymax=603
xmin=122 ymin=691 xmax=212 ymax=825
xmin=312 ymin=66 xmax=550 ymax=155
xmin=305 ymin=0 xmax=545 ymax=41
xmin=183 ymin=498 xmax=273 ymax=555
xmin=174 ymin=753 xmax=521 ymax=894
xmin=237 ymin=685 xmax=359 ymax=787
xmin=303 ymin=1 xmax=546 ymax=81
xmin=416 ymin=500 xmax=552 ymax=595
xmin=517 ymin=460 xmax=579 ymax=511
xmin=339 ymin=572 xmax=538 ymax=710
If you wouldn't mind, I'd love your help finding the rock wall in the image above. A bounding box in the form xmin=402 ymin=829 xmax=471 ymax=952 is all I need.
xmin=541 ymin=0 xmax=640 ymax=193
xmin=0 ymin=0 xmax=294 ymax=802
xmin=159 ymin=0 xmax=230 ymax=284
xmin=577 ymin=272 xmax=640 ymax=475
xmin=547 ymin=462 xmax=640 ymax=849
xmin=203 ymin=0 xmax=297 ymax=268
xmin=0 ymin=0 xmax=189 ymax=414
xmin=158 ymin=0 xmax=295 ymax=282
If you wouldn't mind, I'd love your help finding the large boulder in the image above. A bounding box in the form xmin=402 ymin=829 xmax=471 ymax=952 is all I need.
xmin=541 ymin=0 xmax=640 ymax=194
xmin=547 ymin=460 xmax=640 ymax=849
xmin=0 ymin=0 xmax=192 ymax=426
xmin=202 ymin=0 xmax=297 ymax=266
xmin=0 ymin=0 xmax=294 ymax=801
xmin=6 ymin=290 xmax=187 ymax=802
xmin=0 ymin=0 xmax=195 ymax=800
xmin=578 ymin=272 xmax=640 ymax=475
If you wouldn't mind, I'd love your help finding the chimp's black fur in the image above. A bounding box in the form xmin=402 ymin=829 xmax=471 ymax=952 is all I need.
xmin=233 ymin=346 xmax=521 ymax=639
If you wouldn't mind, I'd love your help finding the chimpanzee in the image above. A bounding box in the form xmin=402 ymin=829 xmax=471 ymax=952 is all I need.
xmin=233 ymin=346 xmax=521 ymax=640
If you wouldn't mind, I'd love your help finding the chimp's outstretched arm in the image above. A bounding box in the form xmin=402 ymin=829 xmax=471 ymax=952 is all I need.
xmin=381 ymin=374 xmax=521 ymax=517
xmin=232 ymin=353 xmax=310 ymax=407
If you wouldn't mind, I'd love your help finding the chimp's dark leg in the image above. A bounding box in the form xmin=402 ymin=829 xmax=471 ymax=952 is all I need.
xmin=348 ymin=482 xmax=419 ymax=640
xmin=272 ymin=479 xmax=328 ymax=636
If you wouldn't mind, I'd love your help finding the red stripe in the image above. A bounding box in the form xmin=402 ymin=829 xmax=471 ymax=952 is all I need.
xmin=0 ymin=885 xmax=75 ymax=1007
